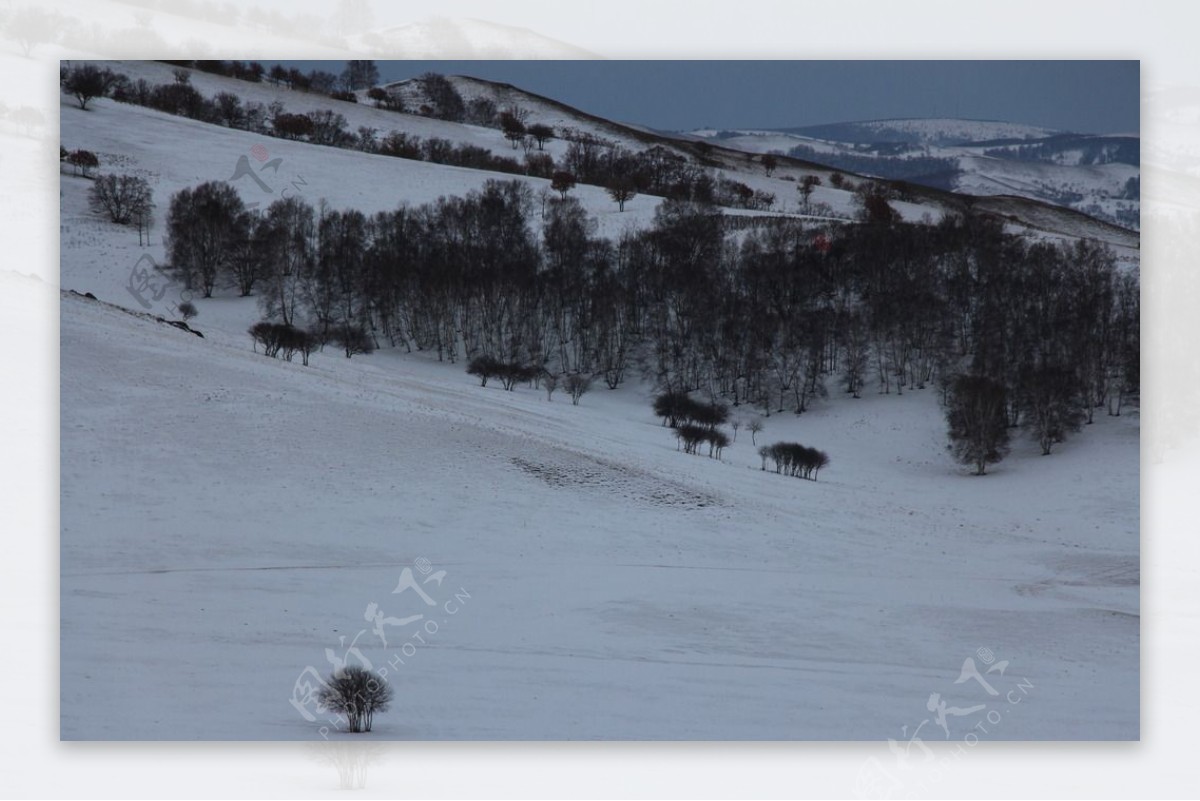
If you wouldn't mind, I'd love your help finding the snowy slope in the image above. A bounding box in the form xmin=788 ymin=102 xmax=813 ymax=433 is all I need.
xmin=68 ymin=61 xmax=868 ymax=227
xmin=59 ymin=67 xmax=1139 ymax=741
xmin=79 ymin=61 xmax=1142 ymax=244
xmin=60 ymin=288 xmax=1138 ymax=740
xmin=58 ymin=91 xmax=663 ymax=243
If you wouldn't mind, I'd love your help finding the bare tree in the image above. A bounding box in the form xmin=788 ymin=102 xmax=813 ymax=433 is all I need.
xmin=550 ymin=171 xmax=576 ymax=200
xmin=945 ymin=374 xmax=1010 ymax=475
xmin=799 ymin=174 xmax=821 ymax=212
xmin=66 ymin=149 xmax=99 ymax=177
xmin=89 ymin=174 xmax=152 ymax=226
xmin=341 ymin=60 xmax=379 ymax=91
xmin=249 ymin=321 xmax=284 ymax=357
xmin=62 ymin=64 xmax=116 ymax=110
xmin=759 ymin=442 xmax=829 ymax=480
xmin=467 ymin=355 xmax=501 ymax=387
xmin=606 ymin=176 xmax=637 ymax=212
xmin=336 ymin=324 xmax=375 ymax=359
xmin=747 ymin=418 xmax=764 ymax=446
xmin=165 ymin=181 xmax=247 ymax=298
xmin=499 ymin=112 xmax=526 ymax=149
xmin=316 ymin=666 xmax=393 ymax=733
xmin=527 ymin=123 xmax=554 ymax=150
xmin=565 ymin=373 xmax=593 ymax=405
xmin=1020 ymin=365 xmax=1084 ymax=456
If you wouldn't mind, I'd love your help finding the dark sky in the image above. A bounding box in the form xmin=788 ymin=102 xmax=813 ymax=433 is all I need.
xmin=280 ymin=61 xmax=1139 ymax=135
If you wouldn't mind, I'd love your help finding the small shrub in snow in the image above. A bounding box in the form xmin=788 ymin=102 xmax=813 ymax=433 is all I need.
xmin=249 ymin=321 xmax=285 ymax=357
xmin=66 ymin=149 xmax=99 ymax=177
xmin=653 ymin=389 xmax=691 ymax=427
xmin=564 ymin=373 xmax=593 ymax=405
xmin=335 ymin=324 xmax=375 ymax=358
xmin=467 ymin=355 xmax=501 ymax=387
xmin=498 ymin=362 xmax=539 ymax=391
xmin=316 ymin=666 xmax=393 ymax=734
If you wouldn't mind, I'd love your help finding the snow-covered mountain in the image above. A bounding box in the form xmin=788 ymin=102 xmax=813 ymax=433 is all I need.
xmin=692 ymin=119 xmax=1140 ymax=230
xmin=782 ymin=117 xmax=1064 ymax=146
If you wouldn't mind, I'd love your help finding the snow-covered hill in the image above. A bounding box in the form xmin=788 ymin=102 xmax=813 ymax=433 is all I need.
xmin=76 ymin=61 xmax=1140 ymax=249
xmin=59 ymin=64 xmax=1139 ymax=741
xmin=60 ymin=283 xmax=1138 ymax=740
xmin=783 ymin=118 xmax=1064 ymax=146
xmin=693 ymin=119 xmax=1140 ymax=231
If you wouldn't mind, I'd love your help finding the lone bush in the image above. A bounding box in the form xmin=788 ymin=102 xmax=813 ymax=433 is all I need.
xmin=61 ymin=64 xmax=117 ymax=110
xmin=335 ymin=324 xmax=375 ymax=358
xmin=653 ymin=389 xmax=692 ymax=427
xmin=467 ymin=355 xmax=501 ymax=387
xmin=249 ymin=321 xmax=284 ymax=357
xmin=316 ymin=666 xmax=393 ymax=734
xmin=66 ymin=149 xmax=99 ymax=177
xmin=747 ymin=418 xmax=764 ymax=445
xmin=88 ymin=174 xmax=152 ymax=225
xmin=564 ymin=373 xmax=593 ymax=405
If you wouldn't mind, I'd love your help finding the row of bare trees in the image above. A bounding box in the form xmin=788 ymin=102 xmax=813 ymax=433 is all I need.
xmin=758 ymin=442 xmax=830 ymax=480
xmin=163 ymin=178 xmax=1138 ymax=465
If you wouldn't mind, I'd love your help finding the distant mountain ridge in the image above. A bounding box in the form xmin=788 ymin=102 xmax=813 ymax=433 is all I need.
xmin=779 ymin=117 xmax=1064 ymax=146
xmin=692 ymin=117 xmax=1139 ymax=230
